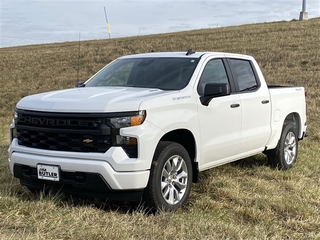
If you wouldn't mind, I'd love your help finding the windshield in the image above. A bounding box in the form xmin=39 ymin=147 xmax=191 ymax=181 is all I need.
xmin=85 ymin=57 xmax=199 ymax=90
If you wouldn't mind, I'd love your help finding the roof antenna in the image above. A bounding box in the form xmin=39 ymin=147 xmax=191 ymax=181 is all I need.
xmin=77 ymin=32 xmax=81 ymax=82
xmin=75 ymin=32 xmax=85 ymax=88
xmin=186 ymin=49 xmax=195 ymax=55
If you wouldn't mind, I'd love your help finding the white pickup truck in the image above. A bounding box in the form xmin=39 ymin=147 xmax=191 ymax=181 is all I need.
xmin=8 ymin=50 xmax=307 ymax=211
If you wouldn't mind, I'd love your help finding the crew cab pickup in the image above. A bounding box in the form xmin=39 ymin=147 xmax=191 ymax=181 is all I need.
xmin=8 ymin=50 xmax=307 ymax=211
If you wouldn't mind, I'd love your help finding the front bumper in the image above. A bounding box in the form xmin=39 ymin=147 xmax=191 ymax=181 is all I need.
xmin=8 ymin=139 xmax=150 ymax=191
xmin=14 ymin=164 xmax=145 ymax=201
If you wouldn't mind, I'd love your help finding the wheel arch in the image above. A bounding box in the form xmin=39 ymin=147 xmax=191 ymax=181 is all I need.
xmin=283 ymin=112 xmax=301 ymax=136
xmin=266 ymin=112 xmax=302 ymax=151
xmin=265 ymin=120 xmax=298 ymax=170
xmin=159 ymin=129 xmax=198 ymax=183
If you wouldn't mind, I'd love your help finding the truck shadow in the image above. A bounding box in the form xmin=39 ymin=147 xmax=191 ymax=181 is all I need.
xmin=16 ymin=185 xmax=152 ymax=214
xmin=229 ymin=154 xmax=269 ymax=169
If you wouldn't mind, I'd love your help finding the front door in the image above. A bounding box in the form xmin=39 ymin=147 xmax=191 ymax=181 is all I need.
xmin=197 ymin=58 xmax=242 ymax=170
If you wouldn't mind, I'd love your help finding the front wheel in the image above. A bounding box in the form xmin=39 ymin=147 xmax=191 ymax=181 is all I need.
xmin=266 ymin=123 xmax=298 ymax=170
xmin=144 ymin=141 xmax=192 ymax=211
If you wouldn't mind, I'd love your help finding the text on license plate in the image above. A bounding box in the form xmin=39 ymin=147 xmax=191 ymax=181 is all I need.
xmin=37 ymin=164 xmax=60 ymax=181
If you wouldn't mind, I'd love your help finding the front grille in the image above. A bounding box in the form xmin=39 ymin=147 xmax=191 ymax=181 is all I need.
xmin=18 ymin=127 xmax=111 ymax=152
xmin=16 ymin=110 xmax=112 ymax=153
xmin=16 ymin=109 xmax=138 ymax=157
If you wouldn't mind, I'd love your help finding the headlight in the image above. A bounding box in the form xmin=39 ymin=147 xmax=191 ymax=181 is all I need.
xmin=10 ymin=110 xmax=18 ymax=142
xmin=109 ymin=110 xmax=146 ymax=129
xmin=14 ymin=110 xmax=18 ymax=122
xmin=109 ymin=110 xmax=146 ymax=146
xmin=109 ymin=116 xmax=131 ymax=128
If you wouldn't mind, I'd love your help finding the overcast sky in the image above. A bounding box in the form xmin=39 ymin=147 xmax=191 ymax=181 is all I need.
xmin=0 ymin=0 xmax=319 ymax=48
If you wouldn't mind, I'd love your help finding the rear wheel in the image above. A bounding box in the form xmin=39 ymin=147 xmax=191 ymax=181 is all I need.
xmin=266 ymin=123 xmax=298 ymax=170
xmin=144 ymin=141 xmax=192 ymax=211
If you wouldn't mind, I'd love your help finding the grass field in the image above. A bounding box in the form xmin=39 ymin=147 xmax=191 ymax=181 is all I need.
xmin=0 ymin=18 xmax=320 ymax=239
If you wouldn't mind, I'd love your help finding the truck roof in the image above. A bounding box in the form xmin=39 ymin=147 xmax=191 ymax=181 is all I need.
xmin=118 ymin=50 xmax=253 ymax=60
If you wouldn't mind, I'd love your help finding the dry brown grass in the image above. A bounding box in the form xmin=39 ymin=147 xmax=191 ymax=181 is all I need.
xmin=0 ymin=18 xmax=320 ymax=239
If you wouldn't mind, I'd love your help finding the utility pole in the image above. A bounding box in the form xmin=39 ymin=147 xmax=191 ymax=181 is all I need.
xmin=104 ymin=7 xmax=111 ymax=38
xmin=299 ymin=0 xmax=308 ymax=21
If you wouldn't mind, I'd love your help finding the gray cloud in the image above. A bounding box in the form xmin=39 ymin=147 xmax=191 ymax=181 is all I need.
xmin=0 ymin=0 xmax=319 ymax=48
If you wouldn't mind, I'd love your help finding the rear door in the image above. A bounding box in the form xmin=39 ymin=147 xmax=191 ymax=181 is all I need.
xmin=228 ymin=58 xmax=271 ymax=153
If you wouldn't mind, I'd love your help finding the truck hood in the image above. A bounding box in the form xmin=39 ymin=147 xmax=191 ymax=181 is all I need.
xmin=17 ymin=87 xmax=176 ymax=112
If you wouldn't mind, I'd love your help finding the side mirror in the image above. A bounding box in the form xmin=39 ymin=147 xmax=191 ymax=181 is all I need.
xmin=200 ymin=83 xmax=230 ymax=106
xmin=75 ymin=81 xmax=85 ymax=88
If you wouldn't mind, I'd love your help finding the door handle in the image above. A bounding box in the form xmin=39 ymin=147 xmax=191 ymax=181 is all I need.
xmin=230 ymin=103 xmax=240 ymax=108
xmin=261 ymin=100 xmax=270 ymax=104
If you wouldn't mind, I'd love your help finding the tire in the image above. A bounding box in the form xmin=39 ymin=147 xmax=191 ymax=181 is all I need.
xmin=266 ymin=123 xmax=298 ymax=170
xmin=144 ymin=141 xmax=193 ymax=211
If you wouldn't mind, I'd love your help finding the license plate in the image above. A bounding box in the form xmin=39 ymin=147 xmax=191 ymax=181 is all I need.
xmin=37 ymin=164 xmax=60 ymax=181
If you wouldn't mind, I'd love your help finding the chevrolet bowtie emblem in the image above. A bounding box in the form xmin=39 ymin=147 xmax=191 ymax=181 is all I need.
xmin=83 ymin=139 xmax=93 ymax=143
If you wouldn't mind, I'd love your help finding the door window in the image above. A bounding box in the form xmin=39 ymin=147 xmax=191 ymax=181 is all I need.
xmin=197 ymin=59 xmax=229 ymax=95
xmin=229 ymin=59 xmax=258 ymax=92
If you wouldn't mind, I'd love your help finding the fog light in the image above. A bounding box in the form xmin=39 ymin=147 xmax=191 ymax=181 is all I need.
xmin=116 ymin=135 xmax=137 ymax=145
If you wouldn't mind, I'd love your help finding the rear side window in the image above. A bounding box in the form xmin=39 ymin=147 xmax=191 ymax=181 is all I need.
xmin=229 ymin=59 xmax=258 ymax=92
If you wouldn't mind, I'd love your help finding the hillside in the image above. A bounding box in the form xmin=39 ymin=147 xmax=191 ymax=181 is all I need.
xmin=0 ymin=18 xmax=319 ymax=239
xmin=0 ymin=18 xmax=319 ymax=140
